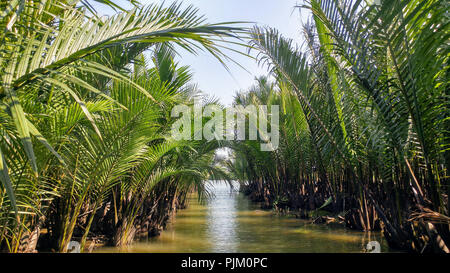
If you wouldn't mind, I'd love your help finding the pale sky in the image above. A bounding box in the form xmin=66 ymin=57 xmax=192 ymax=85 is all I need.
xmin=92 ymin=0 xmax=309 ymax=105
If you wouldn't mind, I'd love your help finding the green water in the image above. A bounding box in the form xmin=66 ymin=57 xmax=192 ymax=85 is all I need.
xmin=98 ymin=182 xmax=391 ymax=253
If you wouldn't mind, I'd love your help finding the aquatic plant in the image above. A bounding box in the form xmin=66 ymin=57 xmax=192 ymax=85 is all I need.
xmin=231 ymin=0 xmax=449 ymax=253
xmin=0 ymin=0 xmax=240 ymax=252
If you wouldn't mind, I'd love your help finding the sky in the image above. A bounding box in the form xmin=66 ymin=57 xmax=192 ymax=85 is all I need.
xmin=92 ymin=0 xmax=309 ymax=105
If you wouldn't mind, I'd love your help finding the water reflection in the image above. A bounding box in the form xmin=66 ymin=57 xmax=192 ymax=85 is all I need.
xmin=207 ymin=183 xmax=238 ymax=252
xmin=96 ymin=181 xmax=391 ymax=253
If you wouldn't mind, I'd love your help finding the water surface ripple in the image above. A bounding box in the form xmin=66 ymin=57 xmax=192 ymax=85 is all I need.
xmin=98 ymin=182 xmax=390 ymax=253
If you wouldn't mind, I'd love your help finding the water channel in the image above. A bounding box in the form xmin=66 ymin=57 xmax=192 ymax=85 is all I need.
xmin=98 ymin=182 xmax=391 ymax=253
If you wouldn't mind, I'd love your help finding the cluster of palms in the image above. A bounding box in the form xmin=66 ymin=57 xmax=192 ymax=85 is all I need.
xmin=1 ymin=0 xmax=448 ymax=254
xmin=230 ymin=0 xmax=449 ymax=253
xmin=0 ymin=0 xmax=237 ymax=252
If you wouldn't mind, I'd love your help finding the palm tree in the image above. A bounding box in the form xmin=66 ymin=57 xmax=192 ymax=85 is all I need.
xmin=233 ymin=0 xmax=449 ymax=253
xmin=0 ymin=0 xmax=243 ymax=252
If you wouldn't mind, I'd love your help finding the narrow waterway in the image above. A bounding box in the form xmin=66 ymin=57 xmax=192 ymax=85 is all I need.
xmin=98 ymin=182 xmax=391 ymax=253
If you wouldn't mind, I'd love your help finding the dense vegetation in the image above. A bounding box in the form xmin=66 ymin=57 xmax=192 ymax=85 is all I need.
xmin=230 ymin=0 xmax=449 ymax=253
xmin=1 ymin=0 xmax=448 ymax=254
xmin=0 ymin=0 xmax=237 ymax=252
